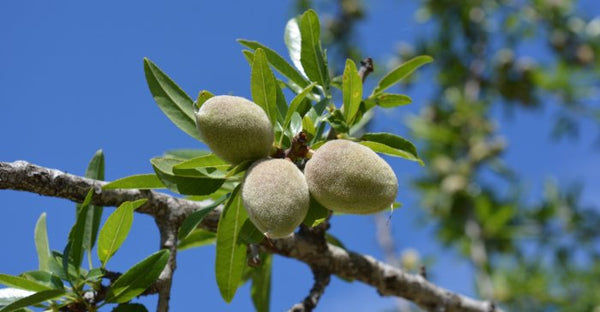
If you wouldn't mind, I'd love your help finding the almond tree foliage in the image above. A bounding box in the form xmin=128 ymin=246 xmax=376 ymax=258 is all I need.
xmin=0 ymin=8 xmax=497 ymax=312
xmin=296 ymin=0 xmax=600 ymax=311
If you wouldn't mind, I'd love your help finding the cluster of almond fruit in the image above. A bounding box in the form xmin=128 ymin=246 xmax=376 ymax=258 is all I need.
xmin=196 ymin=95 xmax=398 ymax=238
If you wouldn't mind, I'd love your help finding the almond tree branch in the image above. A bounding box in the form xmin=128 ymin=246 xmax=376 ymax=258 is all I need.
xmin=0 ymin=161 xmax=500 ymax=312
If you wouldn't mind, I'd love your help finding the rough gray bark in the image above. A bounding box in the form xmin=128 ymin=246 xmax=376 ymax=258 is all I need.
xmin=0 ymin=161 xmax=500 ymax=312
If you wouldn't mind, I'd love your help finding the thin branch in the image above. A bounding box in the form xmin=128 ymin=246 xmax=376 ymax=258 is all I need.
xmin=288 ymin=267 xmax=331 ymax=312
xmin=358 ymin=57 xmax=374 ymax=82
xmin=0 ymin=161 xmax=500 ymax=312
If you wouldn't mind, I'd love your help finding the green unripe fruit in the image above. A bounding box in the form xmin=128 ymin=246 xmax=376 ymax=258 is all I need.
xmin=242 ymin=158 xmax=310 ymax=238
xmin=304 ymin=140 xmax=398 ymax=214
xmin=195 ymin=95 xmax=274 ymax=164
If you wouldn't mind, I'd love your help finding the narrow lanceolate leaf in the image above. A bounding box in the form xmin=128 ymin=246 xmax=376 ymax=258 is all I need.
xmin=251 ymin=253 xmax=272 ymax=312
xmin=178 ymin=194 xmax=229 ymax=240
xmin=173 ymin=154 xmax=227 ymax=170
xmin=67 ymin=188 xmax=95 ymax=271
xmin=0 ymin=289 xmax=64 ymax=312
xmin=97 ymin=199 xmax=147 ymax=266
xmin=143 ymin=58 xmax=201 ymax=141
xmin=151 ymin=157 xmax=226 ymax=196
xmin=79 ymin=149 xmax=105 ymax=253
xmin=34 ymin=213 xmax=50 ymax=271
xmin=360 ymin=132 xmax=423 ymax=165
xmin=215 ymin=186 xmax=248 ymax=302
xmin=251 ymin=48 xmax=279 ymax=125
xmin=284 ymin=17 xmax=305 ymax=78
xmin=178 ymin=229 xmax=216 ymax=251
xmin=372 ymin=55 xmax=433 ymax=96
xmin=0 ymin=274 xmax=52 ymax=292
xmin=285 ymin=82 xmax=317 ymax=128
xmin=365 ymin=93 xmax=412 ymax=108
xmin=194 ymin=90 xmax=214 ymax=112
xmin=342 ymin=59 xmax=363 ymax=124
xmin=104 ymin=250 xmax=170 ymax=303
xmin=238 ymin=39 xmax=309 ymax=89
xmin=299 ymin=10 xmax=329 ymax=89
xmin=20 ymin=271 xmax=63 ymax=290
xmin=103 ymin=174 xmax=165 ymax=190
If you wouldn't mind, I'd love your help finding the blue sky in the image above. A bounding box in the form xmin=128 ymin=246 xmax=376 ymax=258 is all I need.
xmin=1 ymin=1 xmax=599 ymax=311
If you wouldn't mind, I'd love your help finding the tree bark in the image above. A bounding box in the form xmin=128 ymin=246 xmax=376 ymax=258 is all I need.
xmin=0 ymin=161 xmax=500 ymax=312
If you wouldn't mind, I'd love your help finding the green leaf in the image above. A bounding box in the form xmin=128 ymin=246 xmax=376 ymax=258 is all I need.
xmin=302 ymin=196 xmax=330 ymax=228
xmin=365 ymin=93 xmax=412 ymax=108
xmin=103 ymin=174 xmax=165 ymax=190
xmin=172 ymin=154 xmax=227 ymax=170
xmin=112 ymin=303 xmax=149 ymax=312
xmin=143 ymin=58 xmax=201 ymax=141
xmin=360 ymin=133 xmax=423 ymax=165
xmin=285 ymin=82 xmax=317 ymax=128
xmin=251 ymin=48 xmax=279 ymax=126
xmin=105 ymin=250 xmax=170 ymax=303
xmin=215 ymin=186 xmax=248 ymax=302
xmin=67 ymin=188 xmax=94 ymax=271
xmin=151 ymin=157 xmax=226 ymax=196
xmin=194 ymin=90 xmax=214 ymax=112
xmin=34 ymin=214 xmax=50 ymax=271
xmin=238 ymin=39 xmax=309 ymax=89
xmin=80 ymin=150 xmax=105 ymax=253
xmin=178 ymin=194 xmax=229 ymax=240
xmin=274 ymin=81 xmax=288 ymax=124
xmin=239 ymin=219 xmax=264 ymax=244
xmin=342 ymin=59 xmax=363 ymax=125
xmin=19 ymin=271 xmax=63 ymax=290
xmin=47 ymin=251 xmax=82 ymax=282
xmin=299 ymin=10 xmax=329 ymax=89
xmin=289 ymin=113 xmax=303 ymax=136
xmin=177 ymin=229 xmax=216 ymax=251
xmin=251 ymin=253 xmax=272 ymax=312
xmin=0 ymin=289 xmax=64 ymax=312
xmin=97 ymin=199 xmax=147 ymax=266
xmin=302 ymin=115 xmax=315 ymax=141
xmin=283 ymin=17 xmax=305 ymax=77
xmin=372 ymin=55 xmax=433 ymax=96
xmin=163 ymin=149 xmax=209 ymax=160
xmin=327 ymin=109 xmax=350 ymax=134
xmin=0 ymin=274 xmax=51 ymax=292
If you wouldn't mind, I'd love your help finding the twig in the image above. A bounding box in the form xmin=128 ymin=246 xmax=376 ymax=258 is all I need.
xmin=358 ymin=57 xmax=374 ymax=82
xmin=0 ymin=161 xmax=501 ymax=312
xmin=288 ymin=267 xmax=331 ymax=312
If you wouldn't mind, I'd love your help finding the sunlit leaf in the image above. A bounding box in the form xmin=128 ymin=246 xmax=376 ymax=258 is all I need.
xmin=251 ymin=253 xmax=272 ymax=312
xmin=151 ymin=157 xmax=226 ymax=196
xmin=97 ymin=199 xmax=147 ymax=266
xmin=34 ymin=214 xmax=50 ymax=271
xmin=178 ymin=194 xmax=229 ymax=240
xmin=283 ymin=17 xmax=305 ymax=78
xmin=143 ymin=58 xmax=200 ymax=141
xmin=299 ymin=10 xmax=329 ymax=89
xmin=365 ymin=93 xmax=412 ymax=108
xmin=342 ymin=59 xmax=363 ymax=124
xmin=372 ymin=55 xmax=433 ymax=96
xmin=178 ymin=229 xmax=216 ymax=251
xmin=251 ymin=48 xmax=279 ymax=125
xmin=103 ymin=174 xmax=165 ymax=190
xmin=238 ymin=39 xmax=309 ymax=89
xmin=215 ymin=186 xmax=248 ymax=302
xmin=104 ymin=250 xmax=170 ymax=303
xmin=360 ymin=132 xmax=423 ymax=165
